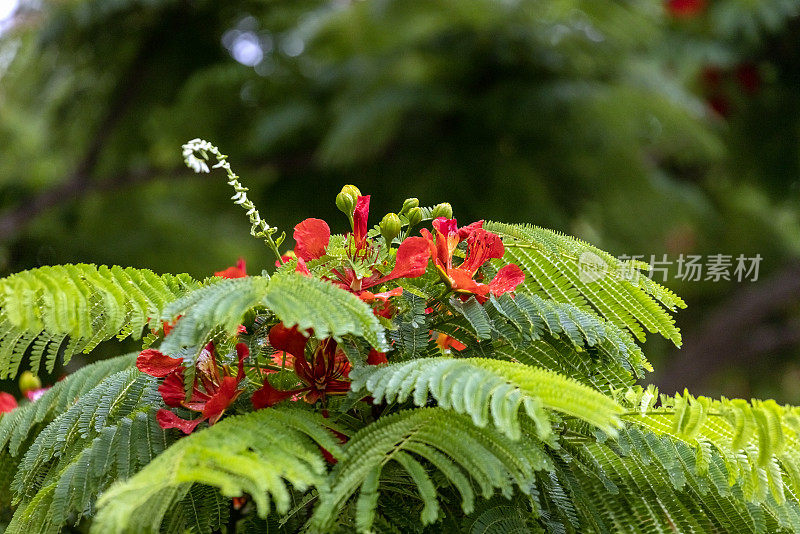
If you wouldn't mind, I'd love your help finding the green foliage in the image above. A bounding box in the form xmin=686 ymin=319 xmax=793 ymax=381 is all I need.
xmin=620 ymin=386 xmax=800 ymax=505
xmin=158 ymin=276 xmax=269 ymax=356
xmin=0 ymin=265 xmax=199 ymax=378
xmin=310 ymin=408 xmax=552 ymax=532
xmin=4 ymin=365 xmax=172 ymax=534
xmin=0 ymin=135 xmax=798 ymax=533
xmin=350 ymin=358 xmax=622 ymax=439
xmin=262 ymin=273 xmax=387 ymax=350
xmin=445 ymin=292 xmax=650 ymax=377
xmin=487 ymin=223 xmax=685 ymax=345
xmin=93 ymin=407 xmax=342 ymax=533
xmin=0 ymin=353 xmax=137 ymax=458
xmin=558 ymin=428 xmax=800 ymax=533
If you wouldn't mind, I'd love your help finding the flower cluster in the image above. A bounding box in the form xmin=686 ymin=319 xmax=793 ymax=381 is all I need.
xmin=132 ymin=187 xmax=524 ymax=434
xmin=137 ymin=342 xmax=249 ymax=434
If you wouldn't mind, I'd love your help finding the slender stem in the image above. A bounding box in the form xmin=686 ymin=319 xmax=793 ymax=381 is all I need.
xmin=182 ymin=139 xmax=285 ymax=264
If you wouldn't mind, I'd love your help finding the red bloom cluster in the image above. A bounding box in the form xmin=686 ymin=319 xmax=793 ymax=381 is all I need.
xmin=421 ymin=218 xmax=524 ymax=303
xmin=292 ymin=195 xmax=429 ymax=305
xmin=137 ymin=342 xmax=249 ymax=434
xmin=252 ymin=323 xmax=387 ymax=408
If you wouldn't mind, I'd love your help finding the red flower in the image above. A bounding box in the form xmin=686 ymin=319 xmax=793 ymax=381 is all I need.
xmin=215 ymin=258 xmax=247 ymax=279
xmin=330 ymin=237 xmax=429 ymax=300
xmin=366 ymin=349 xmax=388 ymax=365
xmin=252 ymin=325 xmax=389 ymax=409
xmin=252 ymin=324 xmax=351 ymax=408
xmin=701 ymin=65 xmax=724 ymax=89
xmin=0 ymin=392 xmax=17 ymax=413
xmin=293 ymin=199 xmax=430 ymax=308
xmin=421 ymin=218 xmax=524 ymax=303
xmin=708 ymin=94 xmax=731 ymax=117
xmin=666 ymin=0 xmax=706 ymax=18
xmin=137 ymin=342 xmax=249 ymax=434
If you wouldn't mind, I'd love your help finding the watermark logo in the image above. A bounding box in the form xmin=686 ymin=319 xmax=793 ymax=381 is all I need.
xmin=578 ymin=251 xmax=609 ymax=283
xmin=578 ymin=252 xmax=762 ymax=284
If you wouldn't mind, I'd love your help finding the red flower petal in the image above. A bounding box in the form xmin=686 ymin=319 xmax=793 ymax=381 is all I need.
xmin=366 ymin=349 xmax=388 ymax=365
xmin=202 ymin=376 xmax=242 ymax=424
xmin=268 ymin=324 xmax=308 ymax=361
xmin=353 ymin=196 xmax=370 ymax=250
xmin=458 ymin=220 xmax=484 ymax=240
xmin=137 ymin=349 xmax=184 ymax=377
xmin=158 ymin=372 xmax=188 ymax=407
xmin=215 ymin=258 xmax=247 ymax=279
xmin=380 ymin=237 xmax=430 ymax=282
xmin=359 ymin=287 xmax=403 ymax=304
xmin=252 ymin=381 xmax=306 ymax=409
xmin=156 ymin=409 xmax=203 ymax=434
xmin=431 ymin=218 xmax=460 ymax=268
xmin=0 ymin=392 xmax=17 ymax=413
xmin=436 ymin=333 xmax=466 ymax=352
xmin=460 ymin=229 xmax=505 ymax=275
xmin=235 ymin=342 xmax=249 ymax=380
xmin=294 ymin=218 xmax=331 ymax=261
xmin=448 ymin=268 xmax=483 ymax=294
xmin=162 ymin=315 xmax=182 ymax=336
xmin=489 ymin=264 xmax=525 ymax=296
xmin=320 ymin=446 xmax=338 ymax=464
xmin=736 ymin=63 xmax=761 ymax=95
xmin=295 ymin=257 xmax=311 ymax=276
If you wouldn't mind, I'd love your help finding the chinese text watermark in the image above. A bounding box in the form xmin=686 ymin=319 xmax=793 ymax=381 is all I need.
xmin=578 ymin=252 xmax=762 ymax=284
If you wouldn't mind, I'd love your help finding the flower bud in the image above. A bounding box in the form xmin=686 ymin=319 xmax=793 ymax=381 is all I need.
xmin=380 ymin=213 xmax=402 ymax=244
xmin=431 ymin=202 xmax=453 ymax=220
xmin=19 ymin=371 xmax=41 ymax=394
xmin=341 ymin=184 xmax=362 ymax=200
xmin=400 ymin=197 xmax=419 ymax=215
xmin=406 ymin=207 xmax=423 ymax=228
xmin=336 ymin=191 xmax=355 ymax=216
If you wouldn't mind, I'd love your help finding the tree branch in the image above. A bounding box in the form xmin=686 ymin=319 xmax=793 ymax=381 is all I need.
xmin=0 ymin=9 xmax=177 ymax=243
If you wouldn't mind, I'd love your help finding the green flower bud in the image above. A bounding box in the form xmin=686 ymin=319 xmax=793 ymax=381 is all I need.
xmin=380 ymin=212 xmax=402 ymax=244
xmin=400 ymin=197 xmax=419 ymax=215
xmin=431 ymin=202 xmax=453 ymax=220
xmin=336 ymin=185 xmax=362 ymax=226
xmin=340 ymin=184 xmax=362 ymax=200
xmin=336 ymin=191 xmax=355 ymax=215
xmin=19 ymin=371 xmax=41 ymax=394
xmin=406 ymin=206 xmax=423 ymax=228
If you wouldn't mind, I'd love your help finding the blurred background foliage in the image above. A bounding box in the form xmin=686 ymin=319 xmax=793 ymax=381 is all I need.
xmin=0 ymin=0 xmax=799 ymax=401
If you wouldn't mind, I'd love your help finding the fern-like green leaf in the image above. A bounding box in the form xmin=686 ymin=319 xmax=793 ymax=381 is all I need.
xmin=262 ymin=273 xmax=387 ymax=349
xmin=559 ymin=426 xmax=800 ymax=533
xmin=92 ymin=407 xmax=344 ymax=533
xmin=0 ymin=265 xmax=199 ymax=378
xmin=310 ymin=408 xmax=552 ymax=532
xmin=158 ymin=276 xmax=269 ymax=355
xmin=486 ymin=222 xmax=684 ymax=345
xmin=621 ymin=386 xmax=800 ymax=505
xmin=350 ymin=358 xmax=623 ymax=440
xmin=4 ymin=365 xmax=172 ymax=534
